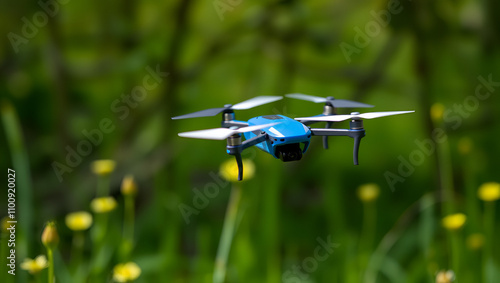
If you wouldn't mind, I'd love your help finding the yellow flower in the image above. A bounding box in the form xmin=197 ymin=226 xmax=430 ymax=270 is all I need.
xmin=430 ymin=103 xmax=445 ymax=123
xmin=113 ymin=262 xmax=141 ymax=282
xmin=65 ymin=211 xmax=93 ymax=231
xmin=20 ymin=255 xmax=48 ymax=274
xmin=91 ymin=197 xmax=117 ymax=213
xmin=41 ymin=221 xmax=59 ymax=249
xmin=435 ymin=270 xmax=455 ymax=283
xmin=91 ymin=159 xmax=116 ymax=176
xmin=466 ymin=233 xmax=484 ymax=251
xmin=219 ymin=158 xmax=255 ymax=182
xmin=121 ymin=175 xmax=138 ymax=196
xmin=457 ymin=137 xmax=472 ymax=155
xmin=357 ymin=183 xmax=380 ymax=203
xmin=1 ymin=217 xmax=10 ymax=232
xmin=478 ymin=182 xmax=500 ymax=202
xmin=442 ymin=213 xmax=466 ymax=230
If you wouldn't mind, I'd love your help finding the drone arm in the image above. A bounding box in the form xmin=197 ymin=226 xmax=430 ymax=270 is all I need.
xmin=310 ymin=128 xmax=359 ymax=136
xmin=226 ymin=133 xmax=268 ymax=181
xmin=310 ymin=128 xmax=366 ymax=165
xmin=241 ymin=133 xmax=268 ymax=150
xmin=221 ymin=120 xmax=249 ymax=128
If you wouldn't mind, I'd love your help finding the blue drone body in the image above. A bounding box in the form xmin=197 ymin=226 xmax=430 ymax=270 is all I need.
xmin=173 ymin=94 xmax=414 ymax=180
xmin=243 ymin=115 xmax=311 ymax=160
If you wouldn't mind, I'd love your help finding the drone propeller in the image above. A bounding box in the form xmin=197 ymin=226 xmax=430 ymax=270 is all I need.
xmin=172 ymin=96 xmax=283 ymax=120
xmin=295 ymin=111 xmax=415 ymax=122
xmin=286 ymin=93 xmax=374 ymax=108
xmin=178 ymin=123 xmax=279 ymax=140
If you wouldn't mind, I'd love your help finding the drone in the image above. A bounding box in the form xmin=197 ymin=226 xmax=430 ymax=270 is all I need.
xmin=172 ymin=94 xmax=414 ymax=181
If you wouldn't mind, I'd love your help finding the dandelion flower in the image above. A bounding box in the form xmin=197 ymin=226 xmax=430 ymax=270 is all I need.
xmin=113 ymin=262 xmax=141 ymax=282
xmin=430 ymin=103 xmax=445 ymax=123
xmin=442 ymin=213 xmax=466 ymax=230
xmin=466 ymin=233 xmax=484 ymax=251
xmin=478 ymin=182 xmax=500 ymax=202
xmin=357 ymin=183 xmax=380 ymax=203
xmin=91 ymin=197 xmax=117 ymax=213
xmin=41 ymin=221 xmax=59 ymax=249
xmin=121 ymin=175 xmax=138 ymax=196
xmin=91 ymin=159 xmax=116 ymax=176
xmin=65 ymin=211 xmax=93 ymax=231
xmin=435 ymin=270 xmax=455 ymax=283
xmin=219 ymin=158 xmax=255 ymax=182
xmin=20 ymin=255 xmax=48 ymax=274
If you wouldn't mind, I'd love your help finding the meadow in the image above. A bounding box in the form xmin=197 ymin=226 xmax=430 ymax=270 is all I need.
xmin=1 ymin=0 xmax=500 ymax=282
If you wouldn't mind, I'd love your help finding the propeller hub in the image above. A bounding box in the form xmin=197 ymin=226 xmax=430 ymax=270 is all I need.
xmin=351 ymin=112 xmax=360 ymax=115
xmin=326 ymin=96 xmax=335 ymax=100
xmin=224 ymin=104 xmax=233 ymax=108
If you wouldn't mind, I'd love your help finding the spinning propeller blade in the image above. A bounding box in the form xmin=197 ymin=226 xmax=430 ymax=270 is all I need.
xmin=286 ymin=93 xmax=327 ymax=103
xmin=178 ymin=123 xmax=279 ymax=140
xmin=295 ymin=111 xmax=415 ymax=122
xmin=286 ymin=93 xmax=374 ymax=108
xmin=172 ymin=96 xmax=283 ymax=119
xmin=231 ymin=96 xmax=283 ymax=110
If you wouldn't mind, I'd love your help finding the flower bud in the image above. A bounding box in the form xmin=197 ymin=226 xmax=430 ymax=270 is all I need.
xmin=41 ymin=221 xmax=59 ymax=249
xmin=121 ymin=175 xmax=138 ymax=196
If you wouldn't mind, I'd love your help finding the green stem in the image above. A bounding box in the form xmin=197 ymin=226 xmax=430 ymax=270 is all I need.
xmin=360 ymin=202 xmax=376 ymax=278
xmin=97 ymin=176 xmax=110 ymax=197
xmin=450 ymin=231 xmax=461 ymax=279
xmin=121 ymin=195 xmax=135 ymax=259
xmin=436 ymin=136 xmax=455 ymax=215
xmin=91 ymin=213 xmax=109 ymax=246
xmin=362 ymin=202 xmax=377 ymax=252
xmin=47 ymin=248 xmax=54 ymax=283
xmin=483 ymin=201 xmax=495 ymax=281
xmin=125 ymin=195 xmax=135 ymax=242
xmin=213 ymin=184 xmax=242 ymax=283
xmin=463 ymin=162 xmax=480 ymax=231
xmin=71 ymin=231 xmax=84 ymax=271
xmin=484 ymin=202 xmax=495 ymax=251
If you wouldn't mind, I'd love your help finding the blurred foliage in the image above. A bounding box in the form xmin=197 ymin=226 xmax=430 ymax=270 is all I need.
xmin=1 ymin=0 xmax=500 ymax=282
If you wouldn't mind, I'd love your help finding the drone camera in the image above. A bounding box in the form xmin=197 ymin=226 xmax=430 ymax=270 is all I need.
xmin=276 ymin=143 xmax=303 ymax=162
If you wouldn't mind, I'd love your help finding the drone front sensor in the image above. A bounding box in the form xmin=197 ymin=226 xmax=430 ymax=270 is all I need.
xmin=173 ymin=94 xmax=414 ymax=181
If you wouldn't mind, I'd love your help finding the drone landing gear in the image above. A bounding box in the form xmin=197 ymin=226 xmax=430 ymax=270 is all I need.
xmin=322 ymin=121 xmax=333 ymax=149
xmin=226 ymin=133 xmax=268 ymax=181
xmin=310 ymin=119 xmax=366 ymax=165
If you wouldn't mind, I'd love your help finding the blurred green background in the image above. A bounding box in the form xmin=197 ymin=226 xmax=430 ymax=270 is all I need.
xmin=1 ymin=0 xmax=500 ymax=282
